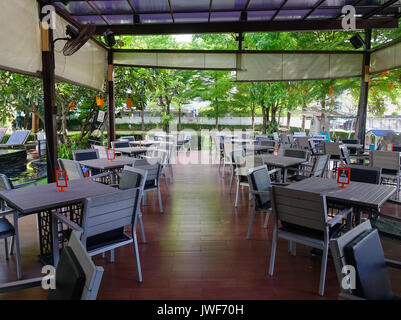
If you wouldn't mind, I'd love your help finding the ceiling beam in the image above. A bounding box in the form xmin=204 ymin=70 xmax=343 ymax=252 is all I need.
xmin=363 ymin=0 xmax=399 ymax=19
xmin=302 ymin=0 xmax=326 ymax=20
xmin=208 ymin=0 xmax=213 ymax=23
xmin=86 ymin=1 xmax=111 ymax=25
xmin=270 ymin=0 xmax=289 ymax=21
xmin=92 ymin=18 xmax=398 ymax=35
xmin=167 ymin=0 xmax=175 ymax=23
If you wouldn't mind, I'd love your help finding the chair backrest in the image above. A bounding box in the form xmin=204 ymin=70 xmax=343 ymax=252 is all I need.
xmin=0 ymin=174 xmax=12 ymax=192
xmin=132 ymin=158 xmax=161 ymax=188
xmin=393 ymin=145 xmax=401 ymax=152
xmin=73 ymin=149 xmax=99 ymax=161
xmin=111 ymin=141 xmax=130 ymax=148
xmin=342 ymin=139 xmax=359 ymax=144
xmin=247 ymin=165 xmax=272 ymax=208
xmin=370 ymin=150 xmax=401 ymax=173
xmin=81 ymin=188 xmax=139 ymax=241
xmin=308 ymin=139 xmax=318 ymax=154
xmin=260 ymin=139 xmax=276 ymax=147
xmin=296 ymin=136 xmax=310 ymax=149
xmin=6 ymin=130 xmax=30 ymax=145
xmin=287 ymin=134 xmax=294 ymax=144
xmin=324 ymin=142 xmax=342 ymax=157
xmin=311 ymin=154 xmax=330 ymax=177
xmin=118 ymin=166 xmax=147 ymax=214
xmin=273 ymin=132 xmax=279 ymax=141
xmin=57 ymin=159 xmax=84 ymax=180
xmin=271 ymin=186 xmax=328 ymax=231
xmin=279 ymin=133 xmax=288 ymax=144
xmin=48 ymin=230 xmax=104 ymax=300
xmin=119 ymin=136 xmax=135 ymax=142
xmin=330 ymin=220 xmax=393 ymax=300
xmin=283 ymin=148 xmax=307 ymax=159
xmin=92 ymin=145 xmax=107 ymax=159
xmin=0 ymin=128 xmax=7 ymax=143
xmin=347 ymin=165 xmax=381 ymax=184
xmin=340 ymin=146 xmax=351 ymax=165
xmin=223 ymin=141 xmax=235 ymax=162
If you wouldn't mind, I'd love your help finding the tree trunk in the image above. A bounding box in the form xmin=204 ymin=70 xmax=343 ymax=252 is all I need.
xmin=278 ymin=106 xmax=282 ymax=126
xmin=286 ymin=111 xmax=291 ymax=128
xmin=251 ymin=104 xmax=255 ymax=131
xmin=301 ymin=102 xmax=306 ymax=131
xmin=141 ymin=106 xmax=145 ymax=131
xmin=178 ymin=107 xmax=182 ymax=131
xmin=261 ymin=101 xmax=267 ymax=134
xmin=24 ymin=113 xmax=29 ymax=130
xmin=271 ymin=104 xmax=277 ymax=125
xmin=215 ymin=99 xmax=219 ymax=130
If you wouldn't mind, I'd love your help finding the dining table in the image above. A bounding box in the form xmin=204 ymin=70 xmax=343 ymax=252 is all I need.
xmin=0 ymin=179 xmax=121 ymax=266
xmin=257 ymin=154 xmax=308 ymax=182
xmin=129 ymin=140 xmax=160 ymax=147
xmin=115 ymin=146 xmax=153 ymax=157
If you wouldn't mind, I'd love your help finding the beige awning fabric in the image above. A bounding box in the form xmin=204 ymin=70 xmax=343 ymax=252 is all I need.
xmin=0 ymin=0 xmax=42 ymax=76
xmin=370 ymin=41 xmax=401 ymax=74
xmin=236 ymin=52 xmax=363 ymax=81
xmin=114 ymin=51 xmax=237 ymax=70
xmin=54 ymin=15 xmax=107 ymax=91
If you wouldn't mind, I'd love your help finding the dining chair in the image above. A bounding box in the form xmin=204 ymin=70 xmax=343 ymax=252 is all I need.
xmin=283 ymin=148 xmax=308 ymax=177
xmin=330 ymin=220 xmax=400 ymax=300
xmin=246 ymin=165 xmax=283 ymax=239
xmin=57 ymin=159 xmax=111 ymax=182
xmin=295 ymin=136 xmax=310 ymax=150
xmin=119 ymin=136 xmax=135 ymax=142
xmin=287 ymin=154 xmax=330 ymax=182
xmin=347 ymin=165 xmax=382 ymax=185
xmin=232 ymin=152 xmax=264 ymax=208
xmin=222 ymin=140 xmax=236 ymax=178
xmin=132 ymin=158 xmax=164 ymax=213
xmin=91 ymin=145 xmax=108 ymax=159
xmin=111 ymin=141 xmax=130 ymax=148
xmin=369 ymin=150 xmax=401 ymax=200
xmin=269 ymin=185 xmax=352 ymax=296
xmin=52 ymin=185 xmax=145 ymax=282
xmin=324 ymin=142 xmax=342 ymax=176
xmin=0 ymin=230 xmax=104 ymax=300
xmin=73 ymin=149 xmax=99 ymax=161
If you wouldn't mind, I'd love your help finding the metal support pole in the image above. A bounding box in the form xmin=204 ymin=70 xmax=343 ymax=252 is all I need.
xmin=356 ymin=29 xmax=372 ymax=146
xmin=107 ymin=50 xmax=115 ymax=147
xmin=40 ymin=7 xmax=58 ymax=183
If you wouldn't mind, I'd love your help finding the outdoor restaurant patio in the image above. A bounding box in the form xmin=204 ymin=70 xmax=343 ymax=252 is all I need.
xmin=1 ymin=0 xmax=401 ymax=303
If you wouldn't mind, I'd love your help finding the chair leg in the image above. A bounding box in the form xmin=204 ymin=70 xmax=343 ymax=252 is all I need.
xmin=318 ymin=242 xmax=329 ymax=296
xmin=268 ymin=227 xmax=278 ymax=276
xmin=264 ymin=210 xmax=271 ymax=229
xmin=12 ymin=214 xmax=22 ymax=280
xmin=158 ymin=187 xmax=163 ymax=213
xmin=235 ymin=179 xmax=240 ymax=208
xmin=169 ymin=164 xmax=174 ymax=181
xmin=110 ymin=249 xmax=115 ymax=263
xmin=138 ymin=211 xmax=147 ymax=243
xmin=229 ymin=170 xmax=234 ymax=193
xmin=143 ymin=192 xmax=147 ymax=205
xmin=132 ymin=228 xmax=143 ymax=283
xmin=4 ymin=238 xmax=9 ymax=260
xmin=246 ymin=206 xmax=256 ymax=239
xmin=222 ymin=162 xmax=226 ymax=178
xmin=164 ymin=174 xmax=169 ymax=195
xmin=9 ymin=236 xmax=15 ymax=255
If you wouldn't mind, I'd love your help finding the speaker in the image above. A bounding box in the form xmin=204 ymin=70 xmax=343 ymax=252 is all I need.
xmin=103 ymin=30 xmax=116 ymax=47
xmin=240 ymin=11 xmax=247 ymax=22
xmin=350 ymin=34 xmax=364 ymax=49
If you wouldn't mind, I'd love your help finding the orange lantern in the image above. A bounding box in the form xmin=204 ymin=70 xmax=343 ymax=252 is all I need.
xmin=68 ymin=101 xmax=75 ymax=111
xmin=96 ymin=96 xmax=104 ymax=107
xmin=381 ymin=71 xmax=390 ymax=77
xmin=302 ymin=90 xmax=307 ymax=95
xmin=371 ymin=87 xmax=376 ymax=93
xmin=389 ymin=82 xmax=394 ymax=89
xmin=289 ymin=88 xmax=294 ymax=94
xmin=126 ymin=98 xmax=132 ymax=109
xmin=328 ymin=87 xmax=333 ymax=95
xmin=368 ymin=79 xmax=372 ymax=86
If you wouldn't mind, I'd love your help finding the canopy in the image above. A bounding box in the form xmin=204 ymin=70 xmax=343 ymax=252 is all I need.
xmin=54 ymin=0 xmax=400 ymax=34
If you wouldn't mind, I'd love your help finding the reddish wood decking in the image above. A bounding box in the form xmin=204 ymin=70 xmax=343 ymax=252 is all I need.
xmin=0 ymin=151 xmax=400 ymax=300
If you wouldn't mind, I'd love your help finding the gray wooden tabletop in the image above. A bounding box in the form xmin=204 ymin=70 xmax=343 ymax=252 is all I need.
xmin=79 ymin=157 xmax=134 ymax=170
xmin=129 ymin=140 xmax=159 ymax=146
xmin=284 ymin=176 xmax=396 ymax=210
xmin=115 ymin=147 xmax=152 ymax=155
xmin=243 ymin=145 xmax=273 ymax=153
xmin=258 ymin=155 xmax=307 ymax=168
xmin=0 ymin=179 xmax=121 ymax=215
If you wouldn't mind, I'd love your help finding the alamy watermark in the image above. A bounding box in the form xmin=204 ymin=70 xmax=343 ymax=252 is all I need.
xmin=41 ymin=265 xmax=56 ymax=290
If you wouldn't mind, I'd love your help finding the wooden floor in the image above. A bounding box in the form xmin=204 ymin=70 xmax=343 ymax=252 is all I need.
xmin=1 ymin=150 xmax=401 ymax=300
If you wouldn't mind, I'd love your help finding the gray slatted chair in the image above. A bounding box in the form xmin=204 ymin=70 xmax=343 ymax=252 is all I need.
xmin=296 ymin=136 xmax=310 ymax=150
xmin=0 ymin=173 xmax=37 ymax=279
xmin=119 ymin=136 xmax=135 ymax=142
xmin=57 ymin=159 xmax=110 ymax=182
xmin=0 ymin=231 xmax=104 ymax=300
xmin=370 ymin=150 xmax=401 ymax=200
xmin=347 ymin=165 xmax=381 ymax=185
xmin=111 ymin=140 xmax=130 ymax=148
xmin=342 ymin=139 xmax=360 ymax=155
xmin=222 ymin=141 xmax=237 ymax=178
xmin=288 ymin=154 xmax=330 ymax=182
xmin=324 ymin=142 xmax=342 ymax=176
xmin=133 ymin=158 xmax=164 ymax=213
xmin=73 ymin=149 xmax=101 ymax=176
xmin=269 ymin=186 xmax=352 ymax=296
xmin=283 ymin=148 xmax=308 ymax=177
xmin=52 ymin=185 xmax=145 ymax=282
xmin=340 ymin=145 xmax=368 ymax=166
xmin=91 ymin=145 xmax=107 ymax=159
xmin=246 ymin=165 xmax=283 ymax=239
xmin=158 ymin=142 xmax=174 ymax=182
xmin=0 ymin=130 xmax=30 ymax=149
xmin=232 ymin=153 xmax=264 ymax=208
xmin=330 ymin=220 xmax=401 ymax=300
